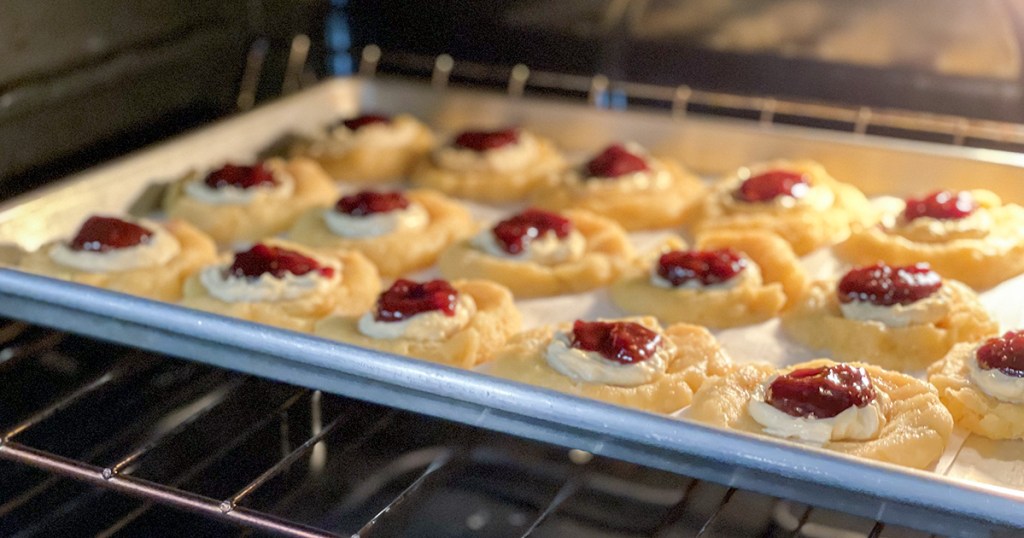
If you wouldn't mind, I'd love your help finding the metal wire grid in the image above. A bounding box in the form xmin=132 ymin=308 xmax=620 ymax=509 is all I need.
xmin=0 ymin=319 xmax=934 ymax=537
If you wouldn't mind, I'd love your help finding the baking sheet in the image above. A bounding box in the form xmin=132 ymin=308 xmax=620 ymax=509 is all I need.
xmin=2 ymin=77 xmax=1024 ymax=532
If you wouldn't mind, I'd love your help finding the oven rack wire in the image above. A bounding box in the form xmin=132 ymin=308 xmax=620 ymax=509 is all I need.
xmin=0 ymin=318 xmax=926 ymax=537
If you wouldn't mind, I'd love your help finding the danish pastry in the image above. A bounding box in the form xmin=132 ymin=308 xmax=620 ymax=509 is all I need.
xmin=299 ymin=113 xmax=434 ymax=183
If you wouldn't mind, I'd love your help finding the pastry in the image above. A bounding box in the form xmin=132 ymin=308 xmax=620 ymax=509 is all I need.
xmin=410 ymin=127 xmax=565 ymax=203
xmin=18 ymin=215 xmax=216 ymax=302
xmin=689 ymin=159 xmax=872 ymax=255
xmin=288 ymin=188 xmax=472 ymax=277
xmin=299 ymin=113 xmax=434 ymax=183
xmin=181 ymin=239 xmax=379 ymax=332
xmin=835 ymin=189 xmax=1024 ymax=289
xmin=929 ymin=330 xmax=1024 ymax=440
xmin=314 ymin=278 xmax=520 ymax=368
xmin=610 ymin=229 xmax=807 ymax=328
xmin=782 ymin=263 xmax=996 ymax=371
xmin=488 ymin=317 xmax=732 ymax=413
xmin=437 ymin=208 xmax=633 ymax=298
xmin=531 ymin=142 xmax=706 ymax=230
xmin=689 ymin=358 xmax=953 ymax=469
xmin=163 ymin=157 xmax=336 ymax=245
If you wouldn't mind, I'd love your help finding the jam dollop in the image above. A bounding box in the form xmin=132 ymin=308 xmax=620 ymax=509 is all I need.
xmin=656 ymin=249 xmax=747 ymax=287
xmin=735 ymin=170 xmax=810 ymax=203
xmin=69 ymin=216 xmax=153 ymax=252
xmin=585 ymin=144 xmax=650 ymax=178
xmin=203 ymin=163 xmax=277 ymax=190
xmin=342 ymin=114 xmax=391 ymax=131
xmin=767 ymin=364 xmax=876 ymax=419
xmin=453 ymin=128 xmax=520 ymax=152
xmin=570 ymin=320 xmax=663 ymax=365
xmin=902 ymin=190 xmax=977 ymax=222
xmin=837 ymin=263 xmax=942 ymax=306
xmin=374 ymin=279 xmax=459 ymax=322
xmin=228 ymin=244 xmax=334 ymax=279
xmin=492 ymin=208 xmax=573 ymax=255
xmin=976 ymin=330 xmax=1024 ymax=377
xmin=335 ymin=191 xmax=410 ymax=216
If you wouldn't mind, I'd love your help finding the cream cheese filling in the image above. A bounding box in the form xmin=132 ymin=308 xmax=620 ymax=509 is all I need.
xmin=966 ymin=344 xmax=1024 ymax=404
xmin=748 ymin=377 xmax=886 ymax=445
xmin=719 ymin=168 xmax=835 ymax=213
xmin=199 ymin=254 xmax=341 ymax=303
xmin=433 ymin=132 xmax=539 ymax=173
xmin=839 ymin=285 xmax=951 ymax=328
xmin=49 ymin=219 xmax=180 ymax=273
xmin=323 ymin=202 xmax=429 ymax=239
xmin=544 ymin=329 xmax=672 ymax=387
xmin=649 ymin=257 xmax=761 ymax=290
xmin=886 ymin=208 xmax=993 ymax=243
xmin=184 ymin=163 xmax=295 ymax=206
xmin=357 ymin=293 xmax=475 ymax=341
xmin=315 ymin=118 xmax=419 ymax=153
xmin=471 ymin=228 xmax=586 ymax=266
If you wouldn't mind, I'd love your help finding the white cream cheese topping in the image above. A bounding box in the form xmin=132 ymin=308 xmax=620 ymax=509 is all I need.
xmin=314 ymin=118 xmax=419 ymax=154
xmin=568 ymin=144 xmax=673 ymax=192
xmin=839 ymin=285 xmax=951 ymax=328
xmin=544 ymin=328 xmax=673 ymax=387
xmin=434 ymin=132 xmax=539 ymax=173
xmin=886 ymin=208 xmax=993 ymax=243
xmin=183 ymin=163 xmax=295 ymax=206
xmin=967 ymin=344 xmax=1024 ymax=404
xmin=748 ymin=377 xmax=886 ymax=445
xmin=649 ymin=257 xmax=760 ymax=290
xmin=357 ymin=293 xmax=475 ymax=341
xmin=323 ymin=202 xmax=429 ymax=238
xmin=49 ymin=219 xmax=181 ymax=273
xmin=199 ymin=255 xmax=341 ymax=303
xmin=720 ymin=168 xmax=835 ymax=212
xmin=471 ymin=228 xmax=586 ymax=266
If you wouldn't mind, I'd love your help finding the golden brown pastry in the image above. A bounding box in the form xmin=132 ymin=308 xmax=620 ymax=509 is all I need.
xmin=488 ymin=317 xmax=732 ymax=413
xmin=299 ymin=113 xmax=434 ymax=183
xmin=610 ymin=230 xmax=807 ymax=328
xmin=836 ymin=189 xmax=1024 ymax=289
xmin=688 ymin=159 xmax=872 ymax=255
xmin=782 ymin=263 xmax=996 ymax=371
xmin=410 ymin=127 xmax=565 ymax=203
xmin=437 ymin=208 xmax=633 ymax=298
xmin=689 ymin=358 xmax=953 ymax=469
xmin=288 ymin=188 xmax=472 ymax=277
xmin=314 ymin=278 xmax=520 ymax=369
xmin=180 ymin=239 xmax=379 ymax=332
xmin=163 ymin=157 xmax=336 ymax=245
xmin=531 ymin=143 xmax=705 ymax=230
xmin=18 ymin=215 xmax=216 ymax=302
xmin=929 ymin=331 xmax=1024 ymax=440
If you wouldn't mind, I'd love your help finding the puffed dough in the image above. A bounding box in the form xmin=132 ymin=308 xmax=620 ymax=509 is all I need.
xmin=437 ymin=209 xmax=634 ymax=298
xmin=928 ymin=343 xmax=1024 ymax=440
xmin=18 ymin=219 xmax=217 ymax=302
xmin=488 ymin=319 xmax=732 ymax=413
xmin=288 ymin=189 xmax=473 ymax=277
xmin=689 ymin=159 xmax=873 ymax=255
xmin=163 ymin=157 xmax=336 ymax=245
xmin=301 ymin=115 xmax=435 ymax=183
xmin=782 ymin=279 xmax=996 ymax=371
xmin=409 ymin=134 xmax=565 ymax=203
xmin=689 ymin=359 xmax=954 ymax=469
xmin=531 ymin=157 xmax=706 ymax=230
xmin=610 ymin=230 xmax=807 ymax=328
xmin=835 ymin=190 xmax=1024 ymax=289
xmin=180 ymin=239 xmax=380 ymax=333
xmin=313 ymin=279 xmax=521 ymax=369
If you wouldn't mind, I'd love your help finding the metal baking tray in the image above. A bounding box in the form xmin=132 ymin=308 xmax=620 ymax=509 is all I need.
xmin=1 ymin=77 xmax=1023 ymax=535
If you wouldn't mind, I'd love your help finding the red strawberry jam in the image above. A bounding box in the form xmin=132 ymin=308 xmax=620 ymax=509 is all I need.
xmin=492 ymin=209 xmax=573 ymax=255
xmin=902 ymin=190 xmax=977 ymax=222
xmin=453 ymin=128 xmax=519 ymax=152
xmin=228 ymin=244 xmax=334 ymax=279
xmin=656 ymin=249 xmax=747 ymax=287
xmin=335 ymin=191 xmax=410 ymax=216
xmin=69 ymin=216 xmax=153 ymax=252
xmin=342 ymin=114 xmax=391 ymax=131
xmin=837 ymin=263 xmax=941 ymax=307
xmin=203 ymin=163 xmax=277 ymax=190
xmin=767 ymin=364 xmax=875 ymax=419
xmin=585 ymin=144 xmax=650 ymax=178
xmin=976 ymin=330 xmax=1024 ymax=377
xmin=570 ymin=320 xmax=663 ymax=365
xmin=374 ymin=279 xmax=458 ymax=322
xmin=735 ymin=170 xmax=810 ymax=203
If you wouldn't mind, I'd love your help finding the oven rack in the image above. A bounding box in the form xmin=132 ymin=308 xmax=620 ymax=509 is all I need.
xmin=0 ymin=317 xmax=927 ymax=536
